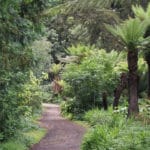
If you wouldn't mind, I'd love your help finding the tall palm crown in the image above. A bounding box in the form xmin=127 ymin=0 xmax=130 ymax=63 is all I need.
xmin=132 ymin=3 xmax=150 ymax=47
xmin=132 ymin=3 xmax=150 ymax=21
xmin=106 ymin=18 xmax=148 ymax=49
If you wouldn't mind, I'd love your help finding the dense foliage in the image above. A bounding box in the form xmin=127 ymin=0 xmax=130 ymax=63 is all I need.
xmin=82 ymin=108 xmax=150 ymax=150
xmin=1 ymin=0 xmax=150 ymax=149
xmin=0 ymin=0 xmax=50 ymax=141
xmin=61 ymin=45 xmax=125 ymax=116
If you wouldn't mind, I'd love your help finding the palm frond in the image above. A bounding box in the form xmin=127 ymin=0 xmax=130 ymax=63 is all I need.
xmin=132 ymin=3 xmax=150 ymax=20
xmin=132 ymin=3 xmax=150 ymax=47
xmin=105 ymin=18 xmax=149 ymax=48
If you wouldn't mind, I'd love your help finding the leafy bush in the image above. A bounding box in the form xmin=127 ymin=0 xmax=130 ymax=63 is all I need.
xmin=81 ymin=125 xmax=119 ymax=150
xmin=61 ymin=47 xmax=124 ymax=116
xmin=0 ymin=0 xmax=49 ymax=141
xmin=50 ymin=64 xmax=62 ymax=75
xmin=60 ymin=98 xmax=77 ymax=119
xmin=0 ymin=72 xmax=27 ymax=140
xmin=84 ymin=108 xmax=126 ymax=128
xmin=0 ymin=117 xmax=46 ymax=150
xmin=82 ymin=124 xmax=150 ymax=150
xmin=19 ymin=71 xmax=43 ymax=113
xmin=0 ymin=71 xmax=43 ymax=140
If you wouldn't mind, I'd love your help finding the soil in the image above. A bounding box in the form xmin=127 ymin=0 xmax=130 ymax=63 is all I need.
xmin=30 ymin=103 xmax=86 ymax=150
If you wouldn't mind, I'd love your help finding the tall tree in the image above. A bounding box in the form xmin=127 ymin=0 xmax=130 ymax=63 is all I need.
xmin=106 ymin=18 xmax=149 ymax=116
xmin=132 ymin=3 xmax=150 ymax=99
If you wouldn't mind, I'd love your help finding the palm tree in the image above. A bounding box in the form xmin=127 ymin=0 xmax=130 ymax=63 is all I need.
xmin=132 ymin=4 xmax=150 ymax=99
xmin=106 ymin=18 xmax=149 ymax=116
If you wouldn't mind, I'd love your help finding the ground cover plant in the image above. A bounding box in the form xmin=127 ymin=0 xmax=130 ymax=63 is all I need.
xmin=81 ymin=107 xmax=150 ymax=150
xmin=0 ymin=113 xmax=46 ymax=150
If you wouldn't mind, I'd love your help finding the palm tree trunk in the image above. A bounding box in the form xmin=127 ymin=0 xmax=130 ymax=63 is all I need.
xmin=102 ymin=92 xmax=108 ymax=110
xmin=127 ymin=49 xmax=139 ymax=117
xmin=113 ymin=73 xmax=128 ymax=109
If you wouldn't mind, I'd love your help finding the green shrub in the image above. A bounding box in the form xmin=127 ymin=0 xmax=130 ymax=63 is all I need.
xmin=0 ymin=0 xmax=49 ymax=141
xmin=81 ymin=125 xmax=119 ymax=150
xmin=0 ymin=71 xmax=42 ymax=140
xmin=81 ymin=109 xmax=150 ymax=150
xmin=0 ymin=72 xmax=27 ymax=140
xmin=19 ymin=71 xmax=43 ymax=113
xmin=84 ymin=108 xmax=113 ymax=126
xmin=0 ymin=125 xmax=46 ymax=150
xmin=60 ymin=98 xmax=79 ymax=119
xmin=84 ymin=108 xmax=126 ymax=128
xmin=82 ymin=123 xmax=150 ymax=150
xmin=0 ymin=111 xmax=46 ymax=150
xmin=62 ymin=48 xmax=124 ymax=116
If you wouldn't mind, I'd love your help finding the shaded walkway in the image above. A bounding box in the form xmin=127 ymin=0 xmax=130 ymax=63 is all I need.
xmin=30 ymin=103 xmax=86 ymax=150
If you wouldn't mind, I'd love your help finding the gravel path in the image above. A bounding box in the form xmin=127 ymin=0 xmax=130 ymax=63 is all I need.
xmin=30 ymin=103 xmax=86 ymax=150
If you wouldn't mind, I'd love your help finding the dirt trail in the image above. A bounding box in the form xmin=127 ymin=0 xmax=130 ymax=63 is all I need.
xmin=30 ymin=103 xmax=86 ymax=150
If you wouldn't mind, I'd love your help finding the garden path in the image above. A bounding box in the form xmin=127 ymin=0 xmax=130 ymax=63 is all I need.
xmin=30 ymin=103 xmax=86 ymax=150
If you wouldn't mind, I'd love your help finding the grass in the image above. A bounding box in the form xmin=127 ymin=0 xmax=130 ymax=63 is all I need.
xmin=0 ymin=129 xmax=46 ymax=150
xmin=0 ymin=113 xmax=47 ymax=150
xmin=0 ymin=141 xmax=26 ymax=150
xmin=23 ymin=128 xmax=46 ymax=145
xmin=74 ymin=120 xmax=90 ymax=128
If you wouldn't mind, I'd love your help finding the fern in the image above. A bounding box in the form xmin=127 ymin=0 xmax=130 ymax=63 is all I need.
xmin=106 ymin=18 xmax=149 ymax=48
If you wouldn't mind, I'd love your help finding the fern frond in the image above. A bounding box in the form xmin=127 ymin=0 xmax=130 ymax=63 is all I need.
xmin=106 ymin=18 xmax=149 ymax=48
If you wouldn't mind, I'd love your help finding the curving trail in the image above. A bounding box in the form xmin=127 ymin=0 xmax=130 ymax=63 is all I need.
xmin=30 ymin=103 xmax=86 ymax=150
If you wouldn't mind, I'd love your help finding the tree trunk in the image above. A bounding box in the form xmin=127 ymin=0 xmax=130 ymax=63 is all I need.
xmin=127 ymin=49 xmax=139 ymax=117
xmin=102 ymin=92 xmax=108 ymax=110
xmin=113 ymin=73 xmax=128 ymax=109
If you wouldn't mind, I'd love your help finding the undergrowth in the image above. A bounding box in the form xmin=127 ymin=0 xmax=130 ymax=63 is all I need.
xmin=81 ymin=107 xmax=150 ymax=150
xmin=0 ymin=113 xmax=46 ymax=150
